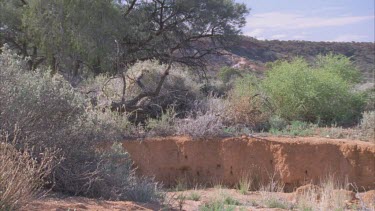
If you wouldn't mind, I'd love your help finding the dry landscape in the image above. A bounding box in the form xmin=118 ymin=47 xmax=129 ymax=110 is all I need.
xmin=21 ymin=136 xmax=375 ymax=210
xmin=0 ymin=0 xmax=374 ymax=211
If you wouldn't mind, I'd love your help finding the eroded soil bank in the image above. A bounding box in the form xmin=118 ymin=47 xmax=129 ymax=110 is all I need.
xmin=122 ymin=136 xmax=375 ymax=191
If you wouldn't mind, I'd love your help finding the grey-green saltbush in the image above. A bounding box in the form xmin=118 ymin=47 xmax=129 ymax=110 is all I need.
xmin=0 ymin=46 xmax=161 ymax=202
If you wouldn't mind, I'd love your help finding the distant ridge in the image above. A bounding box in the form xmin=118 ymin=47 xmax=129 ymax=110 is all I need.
xmin=208 ymin=36 xmax=375 ymax=83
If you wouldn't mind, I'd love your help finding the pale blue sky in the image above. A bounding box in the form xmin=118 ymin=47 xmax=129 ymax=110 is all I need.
xmin=237 ymin=0 xmax=374 ymax=42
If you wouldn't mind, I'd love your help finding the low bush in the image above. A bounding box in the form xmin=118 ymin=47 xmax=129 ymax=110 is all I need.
xmin=199 ymin=80 xmax=228 ymax=97
xmin=218 ymin=66 xmax=242 ymax=83
xmin=268 ymin=115 xmax=288 ymax=131
xmin=200 ymin=189 xmax=242 ymax=211
xmin=0 ymin=46 xmax=161 ymax=202
xmin=200 ymin=200 xmax=236 ymax=211
xmin=0 ymin=132 xmax=55 ymax=210
xmin=315 ymin=53 xmax=361 ymax=84
xmin=91 ymin=143 xmax=162 ymax=202
xmin=236 ymin=174 xmax=253 ymax=195
xmin=146 ymin=108 xmax=176 ymax=137
xmin=263 ymin=55 xmax=365 ymax=125
xmin=223 ymin=196 xmax=241 ymax=206
xmin=270 ymin=121 xmax=316 ymax=137
xmin=84 ymin=105 xmax=146 ymax=140
xmin=0 ymin=47 xmax=93 ymax=195
xmin=175 ymin=113 xmax=225 ymax=138
xmin=295 ymin=177 xmax=353 ymax=211
xmin=188 ymin=192 xmax=201 ymax=201
xmin=362 ymin=86 xmax=375 ymax=111
xmin=83 ymin=60 xmax=202 ymax=119
xmin=316 ymin=126 xmax=357 ymax=140
xmin=226 ymin=74 xmax=271 ymax=130
xmin=359 ymin=111 xmax=375 ymax=143
xmin=262 ymin=197 xmax=290 ymax=209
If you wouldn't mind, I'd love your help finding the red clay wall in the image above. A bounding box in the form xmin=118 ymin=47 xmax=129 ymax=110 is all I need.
xmin=122 ymin=136 xmax=375 ymax=191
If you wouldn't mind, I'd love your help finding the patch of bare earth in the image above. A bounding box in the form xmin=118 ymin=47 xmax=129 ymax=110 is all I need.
xmin=21 ymin=195 xmax=162 ymax=211
xmin=165 ymin=188 xmax=293 ymax=210
xmin=167 ymin=188 xmax=375 ymax=210
xmin=23 ymin=188 xmax=375 ymax=210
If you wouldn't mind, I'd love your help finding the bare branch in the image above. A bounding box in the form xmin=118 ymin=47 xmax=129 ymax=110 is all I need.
xmin=124 ymin=0 xmax=137 ymax=17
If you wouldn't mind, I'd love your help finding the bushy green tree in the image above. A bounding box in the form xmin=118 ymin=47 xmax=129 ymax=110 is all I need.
xmin=1 ymin=0 xmax=249 ymax=112
xmin=23 ymin=0 xmax=123 ymax=74
xmin=315 ymin=53 xmax=361 ymax=84
xmin=263 ymin=55 xmax=364 ymax=125
xmin=1 ymin=0 xmax=248 ymax=73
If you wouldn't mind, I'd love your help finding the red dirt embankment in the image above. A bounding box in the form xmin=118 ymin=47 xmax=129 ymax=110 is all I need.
xmin=122 ymin=136 xmax=375 ymax=191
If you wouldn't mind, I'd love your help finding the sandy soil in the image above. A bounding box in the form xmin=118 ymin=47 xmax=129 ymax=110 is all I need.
xmin=23 ymin=188 xmax=375 ymax=211
xmin=21 ymin=196 xmax=162 ymax=211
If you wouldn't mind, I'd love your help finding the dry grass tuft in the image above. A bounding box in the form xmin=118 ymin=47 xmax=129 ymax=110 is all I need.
xmin=0 ymin=132 xmax=56 ymax=210
xmin=236 ymin=174 xmax=254 ymax=195
xmin=295 ymin=176 xmax=356 ymax=211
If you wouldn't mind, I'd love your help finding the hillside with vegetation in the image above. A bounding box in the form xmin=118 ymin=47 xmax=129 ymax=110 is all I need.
xmin=209 ymin=36 xmax=375 ymax=83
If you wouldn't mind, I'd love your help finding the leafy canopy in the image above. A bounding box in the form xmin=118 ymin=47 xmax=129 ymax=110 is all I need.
xmin=262 ymin=55 xmax=364 ymax=125
xmin=0 ymin=0 xmax=249 ymax=74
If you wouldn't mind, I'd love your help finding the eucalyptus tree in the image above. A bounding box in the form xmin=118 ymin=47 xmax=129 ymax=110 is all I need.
xmin=113 ymin=0 xmax=249 ymax=110
xmin=1 ymin=0 xmax=123 ymax=74
xmin=1 ymin=0 xmax=249 ymax=111
xmin=0 ymin=1 xmax=32 ymax=61
xmin=119 ymin=0 xmax=248 ymax=66
xmin=23 ymin=0 xmax=123 ymax=75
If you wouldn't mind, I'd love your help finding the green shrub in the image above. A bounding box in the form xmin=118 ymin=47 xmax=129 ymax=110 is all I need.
xmin=362 ymin=86 xmax=375 ymax=111
xmin=218 ymin=66 xmax=242 ymax=83
xmin=268 ymin=115 xmax=288 ymax=131
xmin=226 ymin=74 xmax=271 ymax=130
xmin=360 ymin=111 xmax=375 ymax=143
xmin=146 ymin=107 xmax=176 ymax=137
xmin=199 ymin=80 xmax=228 ymax=97
xmin=0 ymin=47 xmax=93 ymax=196
xmin=275 ymin=121 xmax=316 ymax=137
xmin=188 ymin=192 xmax=201 ymax=201
xmin=200 ymin=200 xmax=236 ymax=211
xmin=236 ymin=175 xmax=253 ymax=195
xmin=263 ymin=56 xmax=364 ymax=125
xmin=315 ymin=53 xmax=361 ymax=84
xmin=94 ymin=142 xmax=162 ymax=202
xmin=223 ymin=196 xmax=241 ymax=205
xmin=262 ymin=197 xmax=290 ymax=209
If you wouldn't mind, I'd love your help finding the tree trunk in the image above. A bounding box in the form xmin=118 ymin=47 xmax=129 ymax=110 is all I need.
xmin=72 ymin=59 xmax=81 ymax=77
xmin=110 ymin=63 xmax=172 ymax=116
xmin=93 ymin=57 xmax=101 ymax=76
xmin=50 ymin=56 xmax=57 ymax=75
